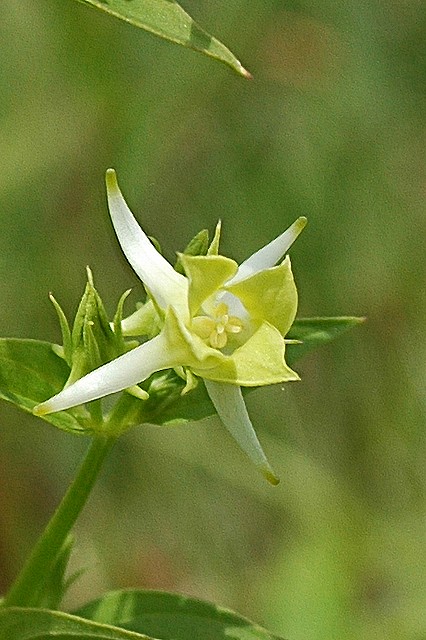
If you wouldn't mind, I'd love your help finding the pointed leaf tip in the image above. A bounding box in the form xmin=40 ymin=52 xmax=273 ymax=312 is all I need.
xmin=240 ymin=65 xmax=253 ymax=80
xmin=77 ymin=1 xmax=249 ymax=78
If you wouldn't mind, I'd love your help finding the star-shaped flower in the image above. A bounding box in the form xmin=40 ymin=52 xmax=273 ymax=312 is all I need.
xmin=35 ymin=170 xmax=306 ymax=483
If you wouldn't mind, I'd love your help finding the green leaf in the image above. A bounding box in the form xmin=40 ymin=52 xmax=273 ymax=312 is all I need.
xmin=75 ymin=589 xmax=284 ymax=640
xmin=286 ymin=316 xmax=365 ymax=366
xmin=75 ymin=0 xmax=251 ymax=78
xmin=174 ymin=229 xmax=209 ymax=275
xmin=0 ymin=607 xmax=151 ymax=640
xmin=69 ymin=269 xmax=118 ymax=385
xmin=0 ymin=338 xmax=85 ymax=434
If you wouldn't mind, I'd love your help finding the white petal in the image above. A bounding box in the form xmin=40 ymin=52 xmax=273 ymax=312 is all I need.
xmin=106 ymin=169 xmax=188 ymax=314
xmin=228 ymin=217 xmax=307 ymax=285
xmin=34 ymin=334 xmax=175 ymax=415
xmin=204 ymin=380 xmax=279 ymax=484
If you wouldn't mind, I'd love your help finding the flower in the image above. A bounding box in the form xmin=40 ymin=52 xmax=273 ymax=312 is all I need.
xmin=34 ymin=170 xmax=306 ymax=483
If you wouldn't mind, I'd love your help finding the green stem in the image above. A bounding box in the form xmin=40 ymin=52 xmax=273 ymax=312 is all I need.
xmin=4 ymin=435 xmax=115 ymax=608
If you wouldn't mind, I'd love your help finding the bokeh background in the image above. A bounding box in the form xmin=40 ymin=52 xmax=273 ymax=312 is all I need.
xmin=0 ymin=1 xmax=425 ymax=638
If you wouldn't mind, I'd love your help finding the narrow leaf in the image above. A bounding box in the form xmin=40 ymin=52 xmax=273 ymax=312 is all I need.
xmin=174 ymin=228 xmax=209 ymax=275
xmin=113 ymin=289 xmax=132 ymax=351
xmin=75 ymin=589 xmax=284 ymax=640
xmin=75 ymin=0 xmax=251 ymax=77
xmin=286 ymin=316 xmax=365 ymax=365
xmin=49 ymin=294 xmax=72 ymax=366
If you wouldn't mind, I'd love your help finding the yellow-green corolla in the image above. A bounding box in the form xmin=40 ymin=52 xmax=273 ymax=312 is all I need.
xmin=35 ymin=170 xmax=306 ymax=483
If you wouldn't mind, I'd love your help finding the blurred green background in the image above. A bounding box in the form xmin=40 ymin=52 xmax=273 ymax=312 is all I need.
xmin=0 ymin=1 xmax=425 ymax=638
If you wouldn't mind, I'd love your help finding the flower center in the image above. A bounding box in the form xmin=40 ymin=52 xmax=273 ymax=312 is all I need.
xmin=191 ymin=302 xmax=244 ymax=349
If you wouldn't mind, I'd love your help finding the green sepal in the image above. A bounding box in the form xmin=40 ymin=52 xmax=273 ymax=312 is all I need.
xmin=207 ymin=220 xmax=222 ymax=256
xmin=120 ymin=299 xmax=162 ymax=338
xmin=125 ymin=385 xmax=149 ymax=401
xmin=74 ymin=589 xmax=284 ymax=640
xmin=148 ymin=235 xmax=162 ymax=255
xmin=174 ymin=228 xmax=209 ymax=274
xmin=113 ymin=289 xmax=132 ymax=353
xmin=177 ymin=366 xmax=198 ymax=395
xmin=68 ymin=269 xmax=118 ymax=385
xmin=49 ymin=294 xmax=72 ymax=366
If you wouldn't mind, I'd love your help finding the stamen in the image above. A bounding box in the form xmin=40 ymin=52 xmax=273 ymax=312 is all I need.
xmin=192 ymin=303 xmax=243 ymax=349
xmin=191 ymin=316 xmax=215 ymax=339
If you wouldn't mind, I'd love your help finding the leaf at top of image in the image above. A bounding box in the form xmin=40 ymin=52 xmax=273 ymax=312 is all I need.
xmin=76 ymin=0 xmax=251 ymax=77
